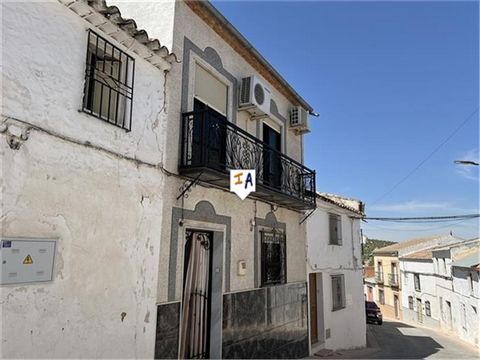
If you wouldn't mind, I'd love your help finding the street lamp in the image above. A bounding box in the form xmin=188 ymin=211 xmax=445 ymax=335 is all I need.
xmin=454 ymin=160 xmax=479 ymax=166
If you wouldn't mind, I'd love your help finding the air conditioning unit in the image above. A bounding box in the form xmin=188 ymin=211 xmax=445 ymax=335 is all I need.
xmin=239 ymin=76 xmax=271 ymax=118
xmin=290 ymin=106 xmax=310 ymax=134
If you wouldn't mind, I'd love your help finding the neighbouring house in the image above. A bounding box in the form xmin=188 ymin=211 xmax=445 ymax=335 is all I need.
xmin=1 ymin=0 xmax=175 ymax=358
xmin=106 ymin=1 xmax=317 ymax=358
xmin=306 ymin=193 xmax=366 ymax=353
xmin=372 ymin=234 xmax=461 ymax=321
xmin=433 ymin=239 xmax=480 ymax=347
xmin=363 ymin=265 xmax=376 ymax=301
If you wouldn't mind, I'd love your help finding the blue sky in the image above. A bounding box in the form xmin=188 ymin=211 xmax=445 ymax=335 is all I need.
xmin=213 ymin=0 xmax=479 ymax=241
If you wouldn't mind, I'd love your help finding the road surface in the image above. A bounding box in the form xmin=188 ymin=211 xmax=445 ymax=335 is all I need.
xmin=313 ymin=319 xmax=479 ymax=359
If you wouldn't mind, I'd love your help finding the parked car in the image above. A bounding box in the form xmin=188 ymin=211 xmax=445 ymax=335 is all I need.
xmin=365 ymin=301 xmax=383 ymax=325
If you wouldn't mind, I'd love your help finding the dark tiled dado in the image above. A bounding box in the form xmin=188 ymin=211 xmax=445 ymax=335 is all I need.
xmin=222 ymin=283 xmax=309 ymax=359
xmin=155 ymin=302 xmax=180 ymax=359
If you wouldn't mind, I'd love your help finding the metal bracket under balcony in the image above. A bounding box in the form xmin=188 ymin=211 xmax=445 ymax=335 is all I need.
xmin=179 ymin=108 xmax=316 ymax=210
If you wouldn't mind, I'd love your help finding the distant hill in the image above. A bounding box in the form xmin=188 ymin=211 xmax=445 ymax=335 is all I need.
xmin=362 ymin=238 xmax=397 ymax=265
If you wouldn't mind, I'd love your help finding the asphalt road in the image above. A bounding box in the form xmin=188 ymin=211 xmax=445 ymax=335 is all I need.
xmin=313 ymin=320 xmax=479 ymax=359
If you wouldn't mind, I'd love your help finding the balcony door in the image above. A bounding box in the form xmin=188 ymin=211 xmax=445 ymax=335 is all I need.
xmin=192 ymin=98 xmax=227 ymax=171
xmin=263 ymin=124 xmax=282 ymax=189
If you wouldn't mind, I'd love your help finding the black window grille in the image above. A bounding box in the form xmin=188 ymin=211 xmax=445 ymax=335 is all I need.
xmin=82 ymin=30 xmax=134 ymax=131
xmin=414 ymin=273 xmax=421 ymax=292
xmin=329 ymin=213 xmax=342 ymax=245
xmin=260 ymin=230 xmax=286 ymax=286
xmin=331 ymin=274 xmax=345 ymax=311
xmin=425 ymin=301 xmax=431 ymax=316
xmin=378 ymin=289 xmax=385 ymax=305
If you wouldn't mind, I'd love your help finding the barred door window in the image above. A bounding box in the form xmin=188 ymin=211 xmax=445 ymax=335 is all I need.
xmin=328 ymin=213 xmax=342 ymax=245
xmin=331 ymin=274 xmax=345 ymax=311
xmin=83 ymin=30 xmax=134 ymax=131
xmin=260 ymin=230 xmax=286 ymax=286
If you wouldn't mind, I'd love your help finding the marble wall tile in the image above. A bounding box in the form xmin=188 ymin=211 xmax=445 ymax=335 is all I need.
xmin=155 ymin=302 xmax=180 ymax=359
xmin=222 ymin=283 xmax=308 ymax=359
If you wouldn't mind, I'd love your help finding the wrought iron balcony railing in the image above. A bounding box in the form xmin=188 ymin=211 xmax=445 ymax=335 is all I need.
xmin=388 ymin=273 xmax=400 ymax=287
xmin=180 ymin=108 xmax=316 ymax=210
xmin=375 ymin=272 xmax=384 ymax=283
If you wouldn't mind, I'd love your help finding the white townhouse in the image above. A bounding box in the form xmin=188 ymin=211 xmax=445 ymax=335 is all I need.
xmin=433 ymin=239 xmax=480 ymax=347
xmin=3 ymin=1 xmax=321 ymax=359
xmin=1 ymin=0 xmax=175 ymax=358
xmin=306 ymin=193 xmax=366 ymax=354
xmin=400 ymin=247 xmax=444 ymax=329
xmin=117 ymin=1 xmax=319 ymax=358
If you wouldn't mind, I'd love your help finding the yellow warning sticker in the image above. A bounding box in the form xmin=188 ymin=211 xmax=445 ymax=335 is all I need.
xmin=23 ymin=254 xmax=33 ymax=265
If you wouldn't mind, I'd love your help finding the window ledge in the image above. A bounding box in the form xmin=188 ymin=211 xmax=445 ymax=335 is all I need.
xmin=332 ymin=306 xmax=346 ymax=312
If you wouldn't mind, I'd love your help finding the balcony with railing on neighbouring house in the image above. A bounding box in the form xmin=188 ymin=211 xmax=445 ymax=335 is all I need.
xmin=388 ymin=273 xmax=400 ymax=288
xmin=179 ymin=107 xmax=316 ymax=210
xmin=375 ymin=272 xmax=384 ymax=283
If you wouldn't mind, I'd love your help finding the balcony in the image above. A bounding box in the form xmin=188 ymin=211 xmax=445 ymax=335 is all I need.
xmin=388 ymin=273 xmax=400 ymax=287
xmin=375 ymin=272 xmax=384 ymax=283
xmin=180 ymin=108 xmax=316 ymax=210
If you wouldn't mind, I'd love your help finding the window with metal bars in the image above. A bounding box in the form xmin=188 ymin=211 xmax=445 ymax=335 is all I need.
xmin=425 ymin=301 xmax=431 ymax=317
xmin=331 ymin=274 xmax=345 ymax=310
xmin=82 ymin=30 xmax=134 ymax=131
xmin=328 ymin=213 xmax=342 ymax=245
xmin=260 ymin=230 xmax=286 ymax=286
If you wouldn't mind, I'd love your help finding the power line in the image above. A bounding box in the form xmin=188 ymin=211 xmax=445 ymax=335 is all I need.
xmin=364 ymin=214 xmax=479 ymax=222
xmin=372 ymin=107 xmax=479 ymax=205
xmin=363 ymin=217 xmax=476 ymax=232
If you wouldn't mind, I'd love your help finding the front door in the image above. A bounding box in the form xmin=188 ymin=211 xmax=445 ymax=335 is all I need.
xmin=179 ymin=231 xmax=213 ymax=359
xmin=446 ymin=300 xmax=452 ymax=329
xmin=309 ymin=273 xmax=318 ymax=344
xmin=394 ymin=294 xmax=399 ymax=319
xmin=416 ymin=298 xmax=423 ymax=324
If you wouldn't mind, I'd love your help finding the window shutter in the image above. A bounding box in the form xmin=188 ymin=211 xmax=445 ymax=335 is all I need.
xmin=329 ymin=214 xmax=337 ymax=244
xmin=195 ymin=64 xmax=228 ymax=116
xmin=337 ymin=215 xmax=342 ymax=245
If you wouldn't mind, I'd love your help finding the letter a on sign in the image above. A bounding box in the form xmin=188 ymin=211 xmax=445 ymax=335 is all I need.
xmin=230 ymin=169 xmax=256 ymax=200
xmin=23 ymin=254 xmax=33 ymax=265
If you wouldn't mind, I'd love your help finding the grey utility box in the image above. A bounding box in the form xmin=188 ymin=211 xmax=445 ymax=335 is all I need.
xmin=1 ymin=238 xmax=56 ymax=285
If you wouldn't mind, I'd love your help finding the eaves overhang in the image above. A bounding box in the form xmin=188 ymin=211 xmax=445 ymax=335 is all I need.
xmin=60 ymin=0 xmax=178 ymax=71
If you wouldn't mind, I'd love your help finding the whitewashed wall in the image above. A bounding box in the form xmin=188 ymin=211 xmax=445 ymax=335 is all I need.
xmin=400 ymin=259 xmax=439 ymax=328
xmin=306 ymin=201 xmax=366 ymax=351
xmin=1 ymin=2 xmax=169 ymax=357
xmin=110 ymin=0 xmax=311 ymax=300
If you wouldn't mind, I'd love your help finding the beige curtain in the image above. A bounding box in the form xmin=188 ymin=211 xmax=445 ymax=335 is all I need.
xmin=179 ymin=232 xmax=210 ymax=359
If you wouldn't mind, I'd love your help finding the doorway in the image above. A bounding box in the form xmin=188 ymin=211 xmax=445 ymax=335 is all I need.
xmin=179 ymin=230 xmax=213 ymax=359
xmin=309 ymin=273 xmax=318 ymax=344
xmin=394 ymin=294 xmax=400 ymax=319
xmin=416 ymin=298 xmax=423 ymax=324
xmin=263 ymin=123 xmax=282 ymax=189
xmin=191 ymin=98 xmax=227 ymax=170
xmin=446 ymin=300 xmax=452 ymax=329
xmin=309 ymin=272 xmax=324 ymax=351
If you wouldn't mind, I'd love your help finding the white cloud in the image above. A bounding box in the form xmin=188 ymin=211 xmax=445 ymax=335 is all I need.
xmin=370 ymin=200 xmax=450 ymax=212
xmin=455 ymin=148 xmax=479 ymax=182
xmin=369 ymin=200 xmax=478 ymax=214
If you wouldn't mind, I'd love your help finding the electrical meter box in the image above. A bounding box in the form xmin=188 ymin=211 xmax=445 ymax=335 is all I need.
xmin=1 ymin=238 xmax=56 ymax=285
